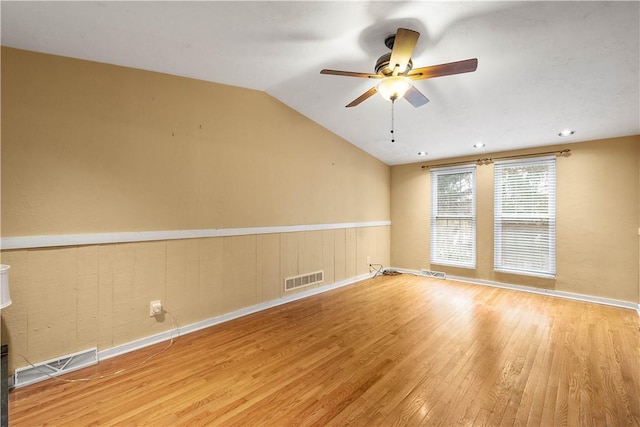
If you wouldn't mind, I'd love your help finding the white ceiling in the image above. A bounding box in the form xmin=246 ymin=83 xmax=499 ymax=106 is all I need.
xmin=1 ymin=1 xmax=639 ymax=165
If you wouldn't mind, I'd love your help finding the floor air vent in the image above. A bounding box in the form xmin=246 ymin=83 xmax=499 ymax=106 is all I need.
xmin=14 ymin=348 xmax=98 ymax=388
xmin=421 ymin=269 xmax=447 ymax=279
xmin=284 ymin=270 xmax=324 ymax=292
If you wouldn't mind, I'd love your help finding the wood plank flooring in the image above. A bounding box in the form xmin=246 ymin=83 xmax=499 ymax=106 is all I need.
xmin=8 ymin=275 xmax=640 ymax=426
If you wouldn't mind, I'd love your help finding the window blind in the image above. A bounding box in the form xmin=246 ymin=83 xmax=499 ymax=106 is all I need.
xmin=430 ymin=165 xmax=476 ymax=268
xmin=494 ymin=157 xmax=556 ymax=277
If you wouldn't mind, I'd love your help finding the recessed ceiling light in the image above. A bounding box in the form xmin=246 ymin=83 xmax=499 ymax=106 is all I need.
xmin=473 ymin=142 xmax=485 ymax=148
xmin=558 ymin=129 xmax=575 ymax=137
xmin=417 ymin=151 xmax=428 ymax=156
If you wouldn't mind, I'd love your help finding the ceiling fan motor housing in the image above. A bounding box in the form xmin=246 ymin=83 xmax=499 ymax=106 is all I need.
xmin=375 ymin=53 xmax=413 ymax=76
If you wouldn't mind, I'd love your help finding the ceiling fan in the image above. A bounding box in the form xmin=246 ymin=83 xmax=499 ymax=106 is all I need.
xmin=321 ymin=28 xmax=478 ymax=108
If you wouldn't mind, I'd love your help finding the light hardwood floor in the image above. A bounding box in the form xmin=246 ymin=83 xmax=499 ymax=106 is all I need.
xmin=8 ymin=274 xmax=640 ymax=426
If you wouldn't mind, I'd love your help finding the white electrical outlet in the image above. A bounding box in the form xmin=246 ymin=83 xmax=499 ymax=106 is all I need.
xmin=150 ymin=300 xmax=162 ymax=317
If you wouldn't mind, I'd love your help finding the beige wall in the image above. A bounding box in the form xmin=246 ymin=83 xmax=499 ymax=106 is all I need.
xmin=0 ymin=48 xmax=391 ymax=372
xmin=391 ymin=135 xmax=640 ymax=304
xmin=1 ymin=47 xmax=389 ymax=235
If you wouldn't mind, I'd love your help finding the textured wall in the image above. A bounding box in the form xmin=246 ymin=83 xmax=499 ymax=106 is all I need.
xmin=1 ymin=47 xmax=389 ymax=236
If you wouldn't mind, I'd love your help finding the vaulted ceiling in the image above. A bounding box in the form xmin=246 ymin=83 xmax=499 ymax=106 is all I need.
xmin=2 ymin=1 xmax=639 ymax=165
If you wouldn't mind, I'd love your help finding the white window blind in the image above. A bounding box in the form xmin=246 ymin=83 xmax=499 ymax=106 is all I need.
xmin=430 ymin=165 xmax=476 ymax=268
xmin=494 ymin=157 xmax=556 ymax=277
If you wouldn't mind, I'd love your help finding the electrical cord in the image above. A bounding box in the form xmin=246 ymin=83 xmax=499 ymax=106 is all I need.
xmin=369 ymin=263 xmax=385 ymax=278
xmin=9 ymin=308 xmax=181 ymax=384
xmin=382 ymin=269 xmax=402 ymax=276
xmin=368 ymin=263 xmax=406 ymax=278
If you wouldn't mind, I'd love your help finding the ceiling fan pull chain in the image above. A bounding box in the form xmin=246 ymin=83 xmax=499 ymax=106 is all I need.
xmin=391 ymin=98 xmax=395 ymax=143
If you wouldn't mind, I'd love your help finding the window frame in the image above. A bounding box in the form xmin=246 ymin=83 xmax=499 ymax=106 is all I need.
xmin=429 ymin=164 xmax=477 ymax=269
xmin=493 ymin=156 xmax=556 ymax=278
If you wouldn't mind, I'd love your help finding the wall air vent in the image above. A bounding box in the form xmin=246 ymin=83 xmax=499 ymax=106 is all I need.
xmin=14 ymin=348 xmax=98 ymax=388
xmin=420 ymin=269 xmax=447 ymax=279
xmin=284 ymin=270 xmax=324 ymax=292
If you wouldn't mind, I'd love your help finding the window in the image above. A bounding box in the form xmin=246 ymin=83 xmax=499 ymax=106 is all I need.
xmin=430 ymin=165 xmax=476 ymax=268
xmin=494 ymin=157 xmax=556 ymax=277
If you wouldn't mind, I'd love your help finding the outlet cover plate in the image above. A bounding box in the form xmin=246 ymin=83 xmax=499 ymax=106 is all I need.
xmin=150 ymin=300 xmax=162 ymax=317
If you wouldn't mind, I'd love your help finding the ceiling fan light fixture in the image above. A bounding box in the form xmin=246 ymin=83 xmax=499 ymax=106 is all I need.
xmin=377 ymin=76 xmax=411 ymax=101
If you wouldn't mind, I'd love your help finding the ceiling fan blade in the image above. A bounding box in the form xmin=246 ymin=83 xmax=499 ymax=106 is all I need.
xmin=346 ymin=87 xmax=378 ymax=107
xmin=321 ymin=69 xmax=382 ymax=79
xmin=389 ymin=28 xmax=420 ymax=74
xmin=404 ymin=85 xmax=430 ymax=108
xmin=407 ymin=58 xmax=478 ymax=80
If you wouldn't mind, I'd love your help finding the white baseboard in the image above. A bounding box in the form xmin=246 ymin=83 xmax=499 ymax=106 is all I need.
xmin=98 ymin=272 xmax=374 ymax=362
xmin=391 ymin=268 xmax=639 ymax=314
